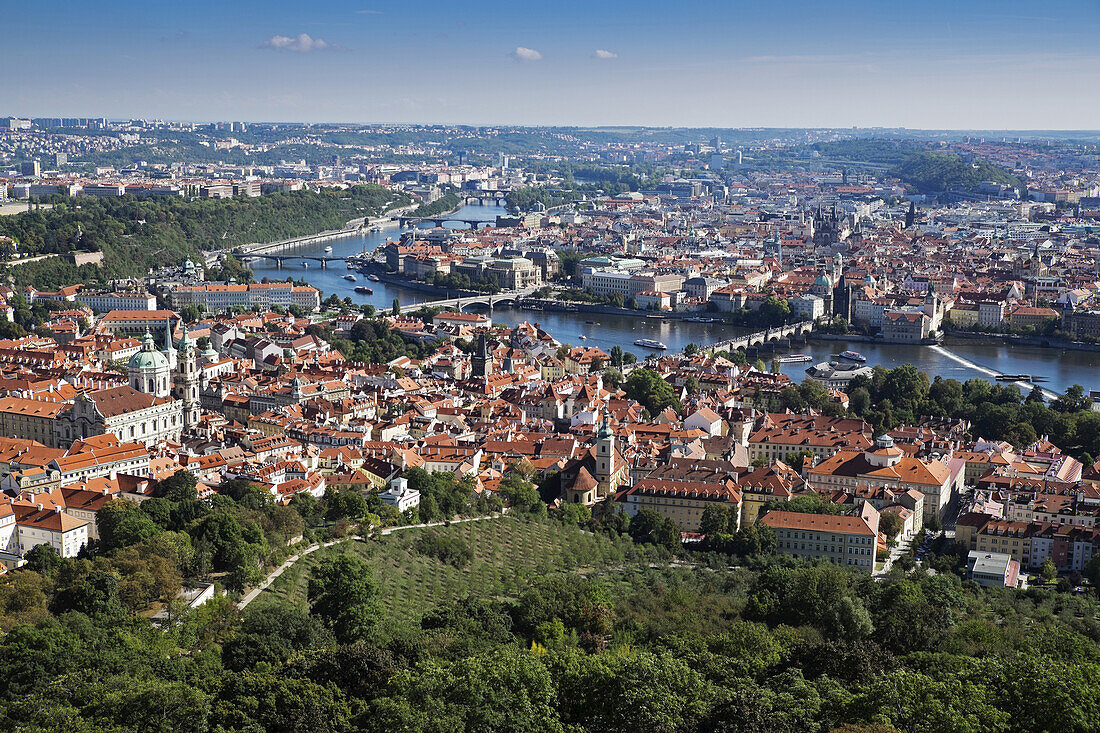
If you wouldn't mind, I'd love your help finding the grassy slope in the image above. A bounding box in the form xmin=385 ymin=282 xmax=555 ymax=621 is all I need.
xmin=261 ymin=517 xmax=634 ymax=623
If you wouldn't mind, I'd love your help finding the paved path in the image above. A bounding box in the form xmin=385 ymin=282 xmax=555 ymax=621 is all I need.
xmin=237 ymin=536 xmax=359 ymax=610
xmin=377 ymin=512 xmax=503 ymax=536
xmin=237 ymin=513 xmax=504 ymax=610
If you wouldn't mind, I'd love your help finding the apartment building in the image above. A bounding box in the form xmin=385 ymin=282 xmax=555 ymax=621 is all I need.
xmin=166 ymin=282 xmax=321 ymax=311
xmin=747 ymin=413 xmax=872 ymax=464
xmin=27 ymin=286 xmax=156 ymax=313
xmin=760 ymin=502 xmax=881 ymax=572
xmin=617 ymin=478 xmax=742 ymax=533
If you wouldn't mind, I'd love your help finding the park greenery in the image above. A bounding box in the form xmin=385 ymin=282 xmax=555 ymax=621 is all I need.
xmin=320 ymin=318 xmax=434 ymax=365
xmin=624 ymin=367 xmax=682 ymax=416
xmin=5 ymin=490 xmax=1100 ymax=731
xmin=0 ymin=185 xmax=407 ymax=289
xmin=505 ymin=187 xmax=581 ymax=214
xmin=720 ymin=296 xmax=793 ymax=328
xmin=408 ymin=191 xmax=463 ymax=218
xmin=805 ymin=139 xmax=926 ymax=166
xmin=892 ymin=151 xmax=1022 ymax=194
xmin=766 ymin=362 xmax=1100 ymax=465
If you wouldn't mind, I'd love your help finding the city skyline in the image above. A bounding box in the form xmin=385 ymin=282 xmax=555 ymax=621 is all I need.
xmin=7 ymin=0 xmax=1100 ymax=129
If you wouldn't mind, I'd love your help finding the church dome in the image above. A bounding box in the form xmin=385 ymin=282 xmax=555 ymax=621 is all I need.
xmin=813 ymin=273 xmax=833 ymax=289
xmin=128 ymin=331 xmax=170 ymax=371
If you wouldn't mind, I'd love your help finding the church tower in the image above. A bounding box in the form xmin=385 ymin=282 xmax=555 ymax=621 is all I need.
xmin=595 ymin=412 xmax=615 ymax=482
xmin=173 ymin=326 xmax=201 ymax=430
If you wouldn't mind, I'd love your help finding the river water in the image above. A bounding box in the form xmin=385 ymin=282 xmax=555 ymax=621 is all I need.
xmin=246 ymin=203 xmax=1100 ymax=398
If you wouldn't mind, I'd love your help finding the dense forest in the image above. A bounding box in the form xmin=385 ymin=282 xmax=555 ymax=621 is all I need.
xmin=805 ymin=140 xmax=926 ymax=166
xmin=0 ymin=186 xmax=407 ymax=289
xmin=3 ymin=478 xmax=1100 ymax=731
xmin=892 ymin=152 xmax=1022 ymax=194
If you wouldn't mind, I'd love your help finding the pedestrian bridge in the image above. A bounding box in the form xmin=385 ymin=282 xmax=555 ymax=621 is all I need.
xmin=703 ymin=321 xmax=815 ymax=352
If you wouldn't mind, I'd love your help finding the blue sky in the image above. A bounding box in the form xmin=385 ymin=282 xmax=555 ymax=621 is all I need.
xmin=5 ymin=0 xmax=1099 ymax=128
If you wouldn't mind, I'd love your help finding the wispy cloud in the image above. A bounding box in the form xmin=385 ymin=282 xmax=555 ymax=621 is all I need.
xmin=262 ymin=34 xmax=339 ymax=52
xmin=511 ymin=46 xmax=542 ymax=62
xmin=593 ymin=49 xmax=617 ymax=59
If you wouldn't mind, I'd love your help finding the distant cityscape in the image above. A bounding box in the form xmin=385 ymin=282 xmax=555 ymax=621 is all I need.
xmin=3 ymin=109 xmax=1100 ymax=730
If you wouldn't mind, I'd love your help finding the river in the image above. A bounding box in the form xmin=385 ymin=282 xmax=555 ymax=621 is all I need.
xmin=246 ymin=202 xmax=1100 ymax=398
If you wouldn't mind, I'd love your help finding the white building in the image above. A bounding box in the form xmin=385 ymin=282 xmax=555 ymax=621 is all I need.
xmin=380 ymin=477 xmax=420 ymax=512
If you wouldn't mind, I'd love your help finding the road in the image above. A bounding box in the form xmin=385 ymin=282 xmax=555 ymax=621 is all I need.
xmin=236 ymin=512 xmax=504 ymax=610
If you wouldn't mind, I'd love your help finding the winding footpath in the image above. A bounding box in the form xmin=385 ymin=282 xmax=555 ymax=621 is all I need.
xmin=237 ymin=513 xmax=504 ymax=610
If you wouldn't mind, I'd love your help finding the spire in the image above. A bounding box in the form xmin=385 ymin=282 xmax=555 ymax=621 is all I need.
xmin=597 ymin=409 xmax=614 ymax=441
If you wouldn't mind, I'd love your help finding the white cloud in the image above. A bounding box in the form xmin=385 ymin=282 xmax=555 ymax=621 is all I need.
xmin=511 ymin=46 xmax=542 ymax=62
xmin=262 ymin=34 xmax=336 ymax=52
xmin=593 ymin=49 xmax=617 ymax=59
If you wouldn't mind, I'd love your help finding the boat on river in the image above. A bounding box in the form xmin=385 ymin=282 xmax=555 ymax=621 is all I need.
xmin=777 ymin=353 xmax=813 ymax=364
xmin=839 ymin=350 xmax=866 ymax=363
xmin=354 ymin=286 xmax=373 ymax=295
xmin=634 ymin=338 xmax=668 ymax=350
xmin=324 ymin=245 xmax=333 ymax=253
xmin=367 ymin=273 xmax=380 ymax=282
xmin=344 ymin=274 xmax=357 ymax=282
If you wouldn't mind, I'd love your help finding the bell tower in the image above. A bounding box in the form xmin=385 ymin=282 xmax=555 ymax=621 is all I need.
xmin=173 ymin=326 xmax=201 ymax=429
xmin=596 ymin=412 xmax=615 ymax=480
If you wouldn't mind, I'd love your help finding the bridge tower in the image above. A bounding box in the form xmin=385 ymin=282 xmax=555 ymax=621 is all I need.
xmin=472 ymin=334 xmax=490 ymax=379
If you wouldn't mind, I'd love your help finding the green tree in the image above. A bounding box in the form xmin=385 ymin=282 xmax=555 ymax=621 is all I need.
xmin=879 ymin=512 xmax=905 ymax=541
xmin=624 ymin=368 xmax=681 ymax=416
xmin=97 ymin=498 xmax=159 ymax=552
xmin=158 ymin=469 xmax=198 ymax=503
xmin=371 ymin=648 xmax=562 ymax=733
xmin=22 ymin=545 xmax=61 ymax=576
xmin=307 ymin=553 xmax=381 ymax=643
xmin=1040 ymin=557 xmax=1058 ymax=583
xmin=552 ymin=648 xmax=713 ymax=733
xmin=628 ymin=508 xmax=680 ymax=550
xmin=699 ymin=504 xmax=731 ymax=536
xmin=500 ymin=474 xmax=543 ymax=515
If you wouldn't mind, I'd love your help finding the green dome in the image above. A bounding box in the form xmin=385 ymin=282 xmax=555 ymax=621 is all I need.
xmin=128 ymin=348 xmax=170 ymax=371
xmin=128 ymin=331 xmax=170 ymax=371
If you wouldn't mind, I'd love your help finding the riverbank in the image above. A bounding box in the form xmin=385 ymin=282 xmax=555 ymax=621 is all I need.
xmin=944 ymin=329 xmax=1100 ymax=353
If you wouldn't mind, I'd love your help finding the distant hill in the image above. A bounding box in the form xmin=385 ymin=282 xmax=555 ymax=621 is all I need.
xmin=806 ymin=139 xmax=924 ymax=166
xmin=893 ymin=151 xmax=1022 ymax=193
